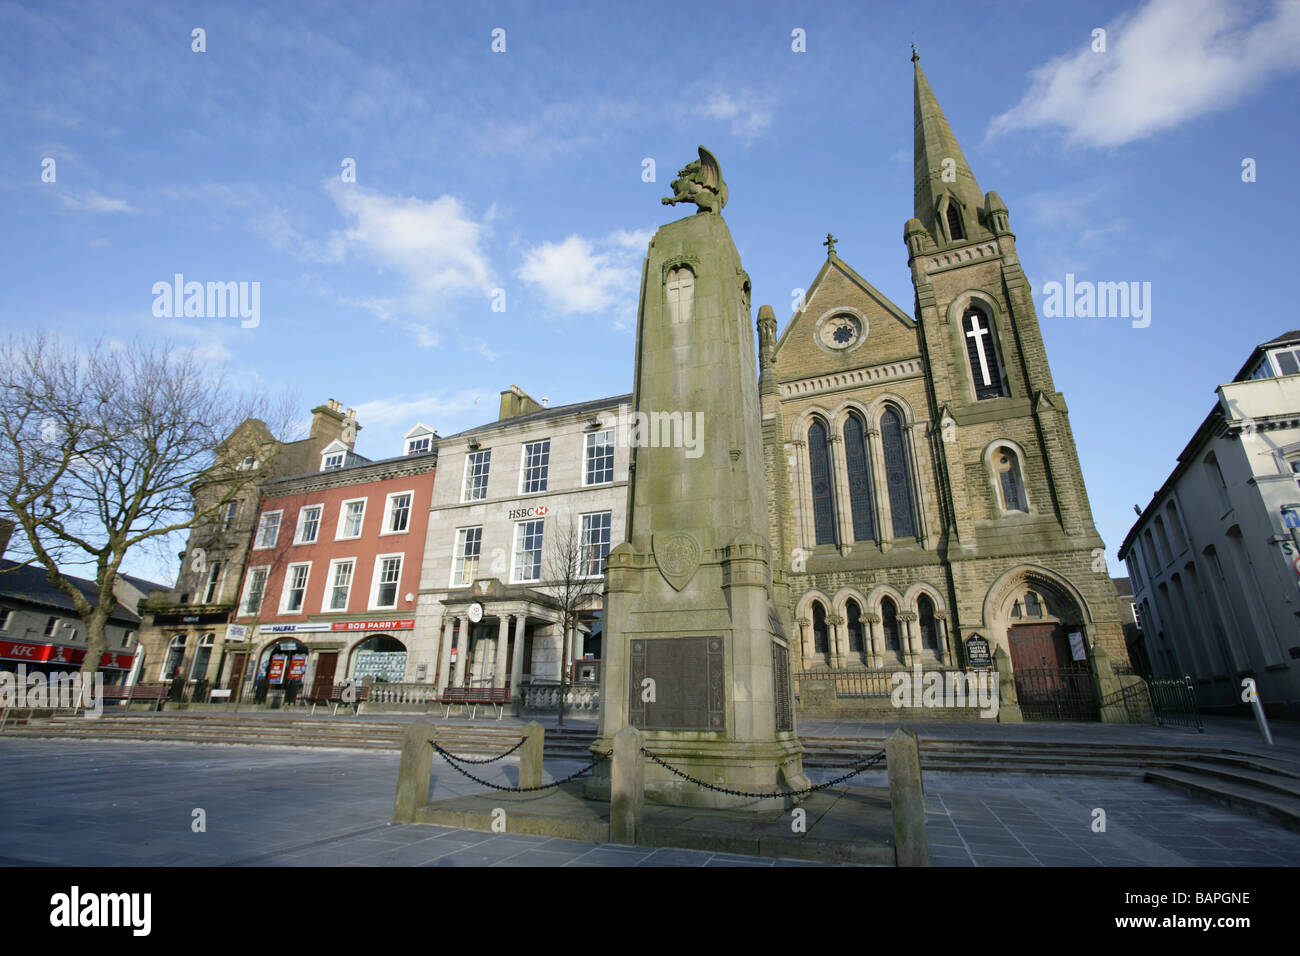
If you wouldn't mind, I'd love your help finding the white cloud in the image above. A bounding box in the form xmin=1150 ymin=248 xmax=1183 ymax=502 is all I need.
xmin=260 ymin=184 xmax=496 ymax=344
xmin=58 ymin=190 xmax=136 ymax=214
xmin=990 ymin=0 xmax=1300 ymax=148
xmin=517 ymin=231 xmax=645 ymax=316
xmin=697 ymin=90 xmax=773 ymax=143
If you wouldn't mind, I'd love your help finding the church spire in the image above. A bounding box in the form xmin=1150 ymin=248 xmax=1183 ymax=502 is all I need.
xmin=913 ymin=55 xmax=985 ymax=246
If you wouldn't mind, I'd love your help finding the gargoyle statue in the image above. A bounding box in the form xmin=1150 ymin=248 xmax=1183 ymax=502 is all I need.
xmin=662 ymin=146 xmax=728 ymax=213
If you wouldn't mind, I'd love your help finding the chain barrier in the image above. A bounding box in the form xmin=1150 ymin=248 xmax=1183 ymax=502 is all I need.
xmin=640 ymin=747 xmax=886 ymax=800
xmin=433 ymin=743 xmax=612 ymax=793
xmin=430 ymin=737 xmax=526 ymax=765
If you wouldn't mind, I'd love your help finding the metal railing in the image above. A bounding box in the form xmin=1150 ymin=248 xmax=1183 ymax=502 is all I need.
xmin=1148 ymin=675 xmax=1204 ymax=731
xmin=793 ymin=668 xmax=977 ymax=699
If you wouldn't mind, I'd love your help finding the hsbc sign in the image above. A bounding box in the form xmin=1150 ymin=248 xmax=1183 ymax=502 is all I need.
xmin=508 ymin=505 xmax=549 ymax=520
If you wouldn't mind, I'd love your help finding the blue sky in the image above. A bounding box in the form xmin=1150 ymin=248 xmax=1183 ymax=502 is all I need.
xmin=3 ymin=0 xmax=1299 ymax=584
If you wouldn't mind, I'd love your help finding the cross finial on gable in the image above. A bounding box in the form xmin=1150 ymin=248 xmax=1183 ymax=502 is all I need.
xmin=824 ymin=232 xmax=838 ymax=257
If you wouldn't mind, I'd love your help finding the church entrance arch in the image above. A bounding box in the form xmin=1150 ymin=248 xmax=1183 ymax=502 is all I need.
xmin=984 ymin=568 xmax=1099 ymax=721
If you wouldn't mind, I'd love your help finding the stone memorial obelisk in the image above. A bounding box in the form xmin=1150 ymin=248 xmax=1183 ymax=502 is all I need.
xmin=586 ymin=147 xmax=807 ymax=809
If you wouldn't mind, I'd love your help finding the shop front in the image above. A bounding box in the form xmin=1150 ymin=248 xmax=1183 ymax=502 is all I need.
xmin=0 ymin=638 xmax=137 ymax=684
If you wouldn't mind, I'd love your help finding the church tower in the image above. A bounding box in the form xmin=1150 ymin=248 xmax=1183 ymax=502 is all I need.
xmin=903 ymin=53 xmax=1127 ymax=678
xmin=760 ymin=54 xmax=1131 ymax=722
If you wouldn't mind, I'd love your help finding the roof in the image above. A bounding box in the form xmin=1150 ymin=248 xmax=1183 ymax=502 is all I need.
xmin=1231 ymin=330 xmax=1300 ymax=382
xmin=261 ymin=447 xmax=438 ymax=490
xmin=441 ymin=394 xmax=633 ymax=441
xmin=119 ymin=572 xmax=172 ymax=595
xmin=0 ymin=560 xmax=141 ymax=625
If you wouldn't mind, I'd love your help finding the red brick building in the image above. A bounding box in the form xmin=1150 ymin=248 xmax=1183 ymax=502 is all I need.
xmin=228 ymin=440 xmax=437 ymax=698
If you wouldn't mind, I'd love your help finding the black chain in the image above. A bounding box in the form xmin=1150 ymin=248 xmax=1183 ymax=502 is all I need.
xmin=429 ymin=737 xmax=526 ymax=765
xmin=434 ymin=745 xmax=612 ymax=792
xmin=640 ymin=748 xmax=886 ymax=800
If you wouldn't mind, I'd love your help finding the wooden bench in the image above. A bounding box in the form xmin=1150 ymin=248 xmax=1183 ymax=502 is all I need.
xmin=99 ymin=685 xmax=168 ymax=711
xmin=437 ymin=686 xmax=512 ymax=720
xmin=304 ymin=682 xmax=371 ymax=716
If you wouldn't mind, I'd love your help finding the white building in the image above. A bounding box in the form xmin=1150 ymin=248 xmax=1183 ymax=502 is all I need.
xmin=420 ymin=386 xmax=631 ymax=693
xmin=1119 ymin=331 xmax=1300 ymax=717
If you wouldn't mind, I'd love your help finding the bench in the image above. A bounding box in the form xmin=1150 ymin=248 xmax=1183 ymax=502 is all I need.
xmin=303 ymin=682 xmax=371 ymax=716
xmin=99 ymin=685 xmax=168 ymax=712
xmin=209 ymin=689 xmax=232 ymax=702
xmin=437 ymin=686 xmax=512 ymax=720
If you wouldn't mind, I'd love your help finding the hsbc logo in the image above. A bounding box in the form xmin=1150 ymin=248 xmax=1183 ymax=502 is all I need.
xmin=508 ymin=505 xmax=549 ymax=520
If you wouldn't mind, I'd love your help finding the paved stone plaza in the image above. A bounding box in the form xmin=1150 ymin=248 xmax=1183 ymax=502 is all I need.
xmin=2 ymin=732 xmax=1299 ymax=866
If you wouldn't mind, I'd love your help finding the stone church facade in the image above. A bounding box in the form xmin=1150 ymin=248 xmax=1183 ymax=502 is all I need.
xmin=759 ymin=58 xmax=1130 ymax=718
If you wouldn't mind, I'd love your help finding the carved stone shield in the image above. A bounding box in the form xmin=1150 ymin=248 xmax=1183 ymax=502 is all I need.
xmin=653 ymin=532 xmax=700 ymax=591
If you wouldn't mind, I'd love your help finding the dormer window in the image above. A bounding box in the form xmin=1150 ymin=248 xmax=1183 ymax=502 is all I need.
xmin=1272 ymin=347 xmax=1300 ymax=376
xmin=320 ymin=439 xmax=348 ymax=472
xmin=407 ymin=436 xmax=432 ymax=456
xmin=945 ymin=201 xmax=965 ymax=241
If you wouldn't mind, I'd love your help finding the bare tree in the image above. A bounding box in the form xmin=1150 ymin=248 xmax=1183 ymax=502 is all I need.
xmin=541 ymin=516 xmax=604 ymax=726
xmin=0 ymin=333 xmax=294 ymax=676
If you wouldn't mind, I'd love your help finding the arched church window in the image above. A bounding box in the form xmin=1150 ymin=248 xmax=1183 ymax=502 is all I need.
xmin=808 ymin=420 xmax=837 ymax=546
xmin=918 ymin=595 xmax=939 ymax=651
xmin=945 ymin=201 xmax=965 ymax=241
xmin=880 ymin=408 xmax=916 ymax=538
xmin=1025 ymin=592 xmax=1042 ymax=617
xmin=881 ymin=597 xmax=901 ymax=652
xmin=812 ymin=601 xmax=829 ymax=655
xmin=843 ymin=414 xmax=876 ymax=542
xmin=963 ymin=306 xmax=1007 ymax=400
xmin=161 ymin=634 xmax=186 ymax=681
xmin=994 ymin=446 xmax=1027 ymax=513
xmin=666 ymin=266 xmax=695 ymax=324
xmin=846 ymin=600 xmax=864 ymax=653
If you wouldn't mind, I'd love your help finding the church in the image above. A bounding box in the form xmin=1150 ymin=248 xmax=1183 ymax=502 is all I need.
xmin=759 ymin=56 xmax=1131 ymax=720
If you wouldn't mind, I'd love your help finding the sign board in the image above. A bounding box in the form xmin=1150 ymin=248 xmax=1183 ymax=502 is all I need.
xmin=964 ymin=633 xmax=992 ymax=669
xmin=1284 ymin=508 xmax=1300 ymax=529
xmin=507 ymin=505 xmax=549 ymax=520
xmin=267 ymin=656 xmax=286 ymax=684
xmin=1293 ymin=555 xmax=1300 ymax=577
xmin=287 ymin=655 xmax=308 ymax=680
xmin=260 ymin=623 xmax=331 ymax=634
xmin=226 ymin=624 xmax=249 ymax=641
xmin=1068 ymin=631 xmax=1088 ymax=661
xmin=331 ymin=620 xmax=415 ymax=632
xmin=0 ymin=640 xmax=133 ymax=670
xmin=468 ymin=603 xmax=483 ymax=623
xmin=352 ymin=650 xmax=407 ymax=682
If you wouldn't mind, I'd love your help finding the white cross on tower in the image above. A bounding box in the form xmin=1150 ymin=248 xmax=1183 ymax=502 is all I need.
xmin=966 ymin=314 xmax=993 ymax=386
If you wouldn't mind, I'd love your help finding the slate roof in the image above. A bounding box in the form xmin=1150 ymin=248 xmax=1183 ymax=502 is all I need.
xmin=441 ymin=394 xmax=633 ymax=441
xmin=0 ymin=560 xmax=141 ymax=624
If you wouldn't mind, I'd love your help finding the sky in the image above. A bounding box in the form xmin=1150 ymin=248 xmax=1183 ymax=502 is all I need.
xmin=2 ymin=0 xmax=1299 ymax=585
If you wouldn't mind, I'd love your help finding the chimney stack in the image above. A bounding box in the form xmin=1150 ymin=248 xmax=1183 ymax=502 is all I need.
xmin=498 ymin=384 xmax=544 ymax=421
xmin=309 ymin=398 xmax=361 ymax=449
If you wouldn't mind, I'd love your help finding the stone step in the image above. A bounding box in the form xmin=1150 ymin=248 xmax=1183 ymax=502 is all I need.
xmin=1164 ymin=760 xmax=1300 ymax=800
xmin=1145 ymin=768 xmax=1300 ymax=833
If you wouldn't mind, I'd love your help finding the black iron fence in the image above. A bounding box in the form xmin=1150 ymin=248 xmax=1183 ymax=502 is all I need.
xmin=1148 ymin=675 xmax=1204 ymax=732
xmin=1012 ymin=663 xmax=1099 ymax=722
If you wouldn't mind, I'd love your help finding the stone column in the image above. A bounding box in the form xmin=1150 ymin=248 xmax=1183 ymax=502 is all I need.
xmin=864 ymin=612 xmax=882 ymax=669
xmin=828 ymin=432 xmax=852 ymax=552
xmin=790 ymin=439 xmax=809 ymax=550
xmin=902 ymin=422 xmax=928 ymax=546
xmin=797 ymin=617 xmax=812 ymax=668
xmin=494 ymin=614 xmax=511 ymax=688
xmin=509 ymin=614 xmax=527 ymax=691
xmin=826 ymin=613 xmax=845 ymax=668
xmin=453 ymin=617 xmax=470 ymax=687
xmin=436 ymin=615 xmax=455 ymax=693
xmin=868 ymin=426 xmax=892 ymax=550
xmin=900 ymin=611 xmax=919 ymax=668
xmin=935 ymin=612 xmax=950 ymax=666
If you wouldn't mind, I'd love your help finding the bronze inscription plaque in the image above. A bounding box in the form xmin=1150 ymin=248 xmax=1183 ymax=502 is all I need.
xmin=629 ymin=637 xmax=725 ymax=731
xmin=772 ymin=641 xmax=793 ymax=733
